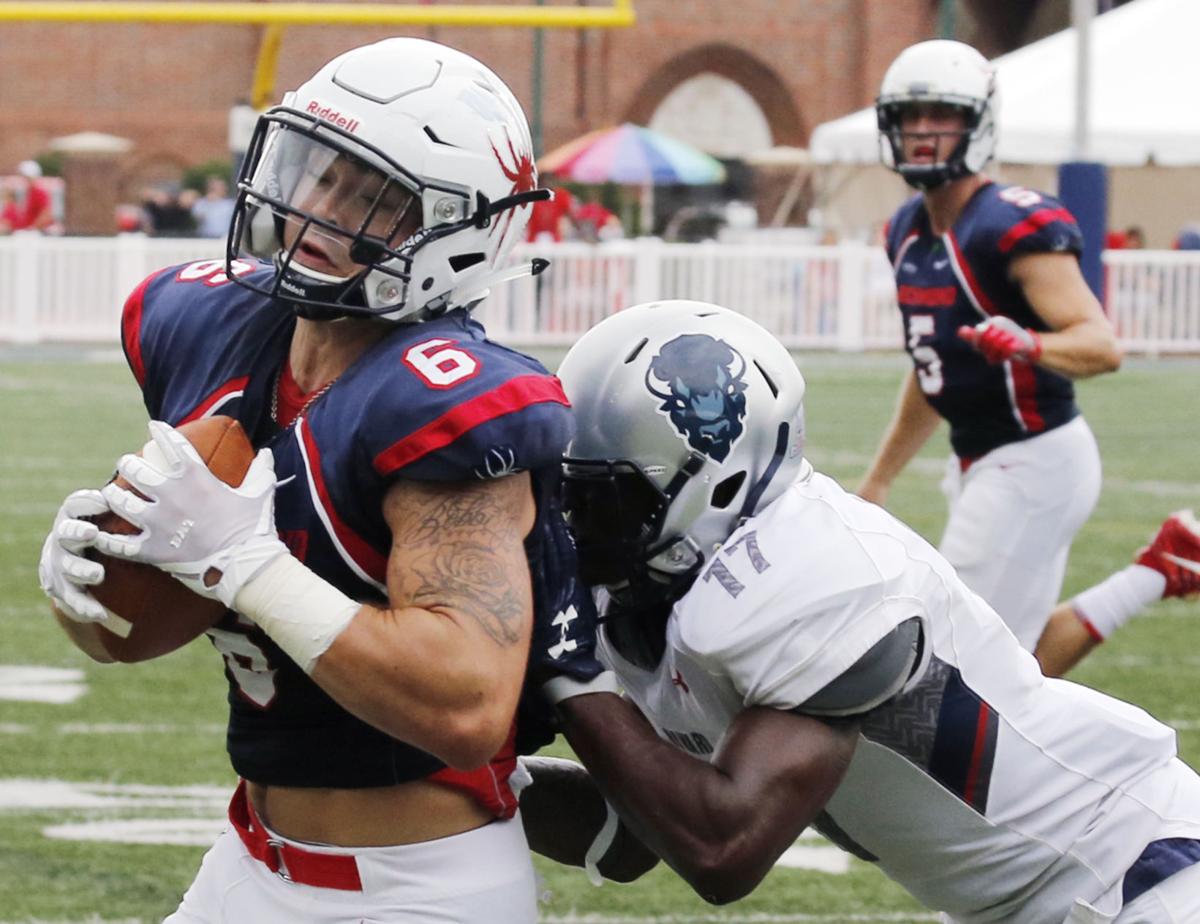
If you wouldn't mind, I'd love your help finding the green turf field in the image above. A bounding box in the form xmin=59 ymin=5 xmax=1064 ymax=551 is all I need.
xmin=1 ymin=348 xmax=1197 ymax=923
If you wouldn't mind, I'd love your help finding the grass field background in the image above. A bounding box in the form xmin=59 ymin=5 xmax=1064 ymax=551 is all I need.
xmin=1 ymin=346 xmax=1197 ymax=923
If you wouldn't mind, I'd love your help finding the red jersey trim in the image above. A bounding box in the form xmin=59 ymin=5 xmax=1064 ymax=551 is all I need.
xmin=891 ymin=230 xmax=919 ymax=272
xmin=897 ymin=285 xmax=957 ymax=308
xmin=1008 ymin=360 xmax=1046 ymax=433
xmin=1072 ymin=604 xmax=1107 ymax=643
xmin=297 ymin=419 xmax=388 ymax=587
xmin=179 ymin=376 xmax=250 ymax=426
xmin=962 ymin=703 xmax=994 ymax=808
xmin=945 ymin=231 xmax=996 ymax=315
xmin=997 ymin=207 xmax=1076 ymax=254
xmin=429 ymin=724 xmax=519 ymax=819
xmin=121 ymin=269 xmax=170 ymax=388
xmin=373 ymin=374 xmax=570 ymax=476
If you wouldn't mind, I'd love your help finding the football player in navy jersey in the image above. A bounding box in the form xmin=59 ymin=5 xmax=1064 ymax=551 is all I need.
xmin=855 ymin=40 xmax=1195 ymax=676
xmin=36 ymin=38 xmax=601 ymax=923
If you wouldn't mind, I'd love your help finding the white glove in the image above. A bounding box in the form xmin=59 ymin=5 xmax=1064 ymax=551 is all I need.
xmin=95 ymin=421 xmax=289 ymax=608
xmin=38 ymin=489 xmax=110 ymax=623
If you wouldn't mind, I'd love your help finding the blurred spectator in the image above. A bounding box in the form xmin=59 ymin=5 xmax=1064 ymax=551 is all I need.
xmin=0 ymin=160 xmax=54 ymax=233
xmin=191 ymin=176 xmax=236 ymax=238
xmin=115 ymin=203 xmax=144 ymax=233
xmin=574 ymin=199 xmax=622 ymax=242
xmin=1173 ymin=224 xmax=1200 ymax=250
xmin=1105 ymin=229 xmax=1128 ymax=249
xmin=141 ymin=185 xmax=196 ymax=237
xmin=526 ymin=181 xmax=575 ymax=243
xmin=1124 ymin=225 xmax=1146 ymax=249
xmin=228 ymin=98 xmax=258 ymax=182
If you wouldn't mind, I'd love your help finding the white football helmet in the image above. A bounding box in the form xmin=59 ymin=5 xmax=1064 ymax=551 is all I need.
xmin=558 ymin=301 xmax=806 ymax=593
xmin=228 ymin=37 xmax=547 ymax=322
xmin=876 ymin=40 xmax=998 ymax=190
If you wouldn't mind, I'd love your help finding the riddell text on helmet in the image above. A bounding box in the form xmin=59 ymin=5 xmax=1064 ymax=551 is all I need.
xmin=306 ymin=100 xmax=361 ymax=133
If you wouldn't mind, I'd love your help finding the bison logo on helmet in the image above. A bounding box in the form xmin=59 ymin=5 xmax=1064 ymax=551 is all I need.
xmin=646 ymin=334 xmax=748 ymax=463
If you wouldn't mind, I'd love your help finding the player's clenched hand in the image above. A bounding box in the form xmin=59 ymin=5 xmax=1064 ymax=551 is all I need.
xmin=95 ymin=421 xmax=288 ymax=607
xmin=534 ymin=586 xmax=619 ymax=708
xmin=957 ymin=316 xmax=1043 ymax=364
xmin=38 ymin=489 xmax=110 ymax=623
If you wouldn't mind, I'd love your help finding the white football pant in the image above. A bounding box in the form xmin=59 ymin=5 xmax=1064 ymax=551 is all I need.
xmin=163 ymin=814 xmax=538 ymax=924
xmin=938 ymin=415 xmax=1102 ymax=650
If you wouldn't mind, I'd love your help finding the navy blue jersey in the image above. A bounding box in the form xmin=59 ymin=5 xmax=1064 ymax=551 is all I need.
xmin=884 ymin=182 xmax=1083 ymax=458
xmin=120 ymin=258 xmax=587 ymax=816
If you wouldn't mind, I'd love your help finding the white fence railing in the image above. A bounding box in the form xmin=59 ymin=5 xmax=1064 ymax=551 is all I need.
xmin=1104 ymin=250 xmax=1200 ymax=353
xmin=2 ymin=233 xmax=1199 ymax=352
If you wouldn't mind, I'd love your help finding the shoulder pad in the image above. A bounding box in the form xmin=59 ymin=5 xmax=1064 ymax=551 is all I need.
xmin=676 ymin=479 xmax=933 ymax=711
xmin=974 ymin=184 xmax=1083 ymax=258
xmin=358 ymin=330 xmax=573 ymax=481
xmin=121 ymin=259 xmax=275 ymax=407
xmin=795 ymin=617 xmax=924 ymax=717
xmin=885 ymin=194 xmax=925 ymax=260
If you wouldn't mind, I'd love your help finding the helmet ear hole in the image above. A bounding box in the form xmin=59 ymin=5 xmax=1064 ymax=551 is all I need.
xmin=449 ymin=252 xmax=486 ymax=273
xmin=711 ymin=471 xmax=747 ymax=510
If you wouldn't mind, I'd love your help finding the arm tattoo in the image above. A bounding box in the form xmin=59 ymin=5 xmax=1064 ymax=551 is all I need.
xmin=390 ymin=482 xmax=530 ymax=646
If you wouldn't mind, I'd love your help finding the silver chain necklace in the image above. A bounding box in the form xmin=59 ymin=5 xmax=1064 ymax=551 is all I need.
xmin=271 ymin=365 xmax=338 ymax=427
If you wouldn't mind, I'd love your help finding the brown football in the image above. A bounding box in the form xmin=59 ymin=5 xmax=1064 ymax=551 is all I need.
xmin=84 ymin=415 xmax=256 ymax=663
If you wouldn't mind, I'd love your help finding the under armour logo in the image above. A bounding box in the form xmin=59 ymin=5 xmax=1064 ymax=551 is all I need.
xmin=671 ymin=669 xmax=690 ymax=694
xmin=547 ymin=606 xmax=579 ymax=660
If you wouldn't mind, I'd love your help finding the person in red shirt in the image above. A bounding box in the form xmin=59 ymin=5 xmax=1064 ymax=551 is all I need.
xmin=574 ymin=199 xmax=623 ymax=242
xmin=525 ymin=183 xmax=575 ymax=242
xmin=1 ymin=161 xmax=54 ymax=233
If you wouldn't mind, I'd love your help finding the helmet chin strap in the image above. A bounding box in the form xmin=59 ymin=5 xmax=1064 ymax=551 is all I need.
xmin=369 ymin=187 xmax=556 ymax=317
xmin=443 ymin=257 xmax=550 ymax=311
xmin=436 ymin=187 xmax=554 ymax=309
xmin=736 ymin=422 xmax=792 ymax=522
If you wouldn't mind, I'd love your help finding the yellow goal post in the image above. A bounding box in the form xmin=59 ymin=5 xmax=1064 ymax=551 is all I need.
xmin=0 ymin=1 xmax=634 ymax=118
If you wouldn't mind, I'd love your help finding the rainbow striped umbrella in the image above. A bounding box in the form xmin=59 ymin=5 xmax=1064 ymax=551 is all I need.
xmin=539 ymin=123 xmax=727 ymax=186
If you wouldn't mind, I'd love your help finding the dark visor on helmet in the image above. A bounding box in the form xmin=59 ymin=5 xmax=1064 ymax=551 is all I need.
xmin=561 ymin=453 xmax=705 ymax=587
xmin=561 ymin=459 xmax=671 ymax=587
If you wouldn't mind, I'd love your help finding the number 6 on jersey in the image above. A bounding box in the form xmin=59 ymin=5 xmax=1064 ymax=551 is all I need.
xmin=404 ymin=338 xmax=481 ymax=389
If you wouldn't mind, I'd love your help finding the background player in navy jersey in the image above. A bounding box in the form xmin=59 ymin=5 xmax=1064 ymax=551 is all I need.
xmin=855 ymin=40 xmax=1197 ymax=676
xmin=36 ymin=38 xmax=601 ymax=923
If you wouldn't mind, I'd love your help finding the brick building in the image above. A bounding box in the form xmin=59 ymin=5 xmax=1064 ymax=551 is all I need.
xmin=0 ymin=0 xmax=946 ymax=230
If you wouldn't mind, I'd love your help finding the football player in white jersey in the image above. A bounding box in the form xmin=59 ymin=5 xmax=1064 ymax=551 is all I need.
xmin=530 ymin=300 xmax=1200 ymax=923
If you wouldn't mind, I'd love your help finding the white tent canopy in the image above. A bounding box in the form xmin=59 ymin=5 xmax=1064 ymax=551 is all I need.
xmin=810 ymin=0 xmax=1200 ymax=167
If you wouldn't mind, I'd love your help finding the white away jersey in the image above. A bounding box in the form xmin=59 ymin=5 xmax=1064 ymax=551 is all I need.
xmin=598 ymin=466 xmax=1200 ymax=922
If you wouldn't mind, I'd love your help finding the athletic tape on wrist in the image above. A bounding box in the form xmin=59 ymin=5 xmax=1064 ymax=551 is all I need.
xmin=542 ymin=670 xmax=621 ymax=705
xmin=584 ymin=800 xmax=620 ymax=887
xmin=233 ymin=555 xmax=360 ymax=674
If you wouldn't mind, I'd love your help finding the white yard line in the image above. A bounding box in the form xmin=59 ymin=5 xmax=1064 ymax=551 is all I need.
xmin=0 ymin=666 xmax=86 ymax=704
xmin=0 ymin=919 xmax=145 ymax=924
xmin=0 ymin=779 xmax=230 ymax=811
xmin=0 ymin=722 xmax=225 ymax=735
